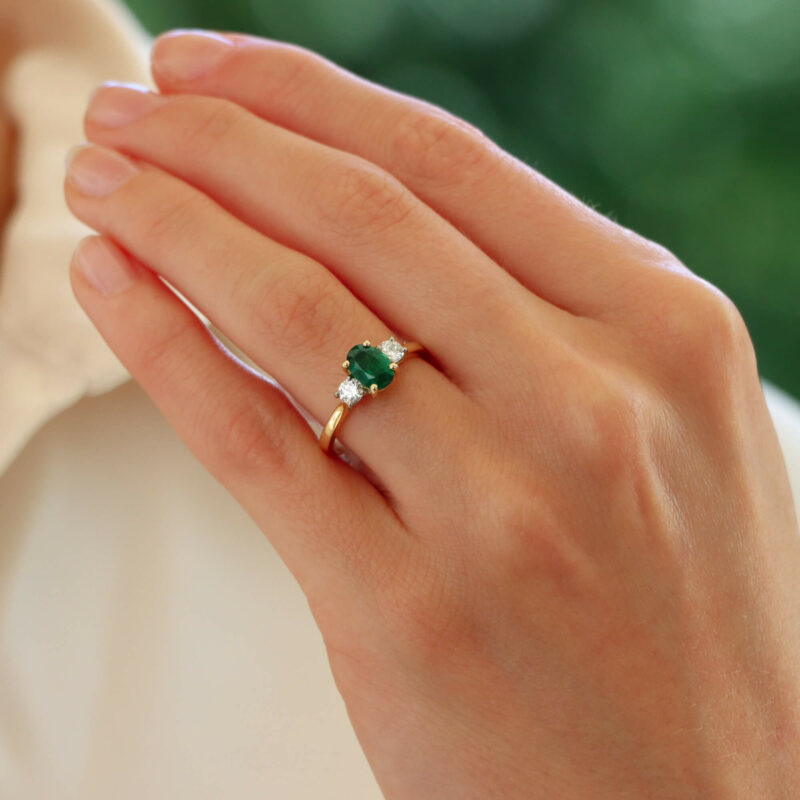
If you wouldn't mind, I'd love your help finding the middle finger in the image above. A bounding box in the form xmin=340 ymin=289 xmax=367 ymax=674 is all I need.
xmin=82 ymin=84 xmax=573 ymax=390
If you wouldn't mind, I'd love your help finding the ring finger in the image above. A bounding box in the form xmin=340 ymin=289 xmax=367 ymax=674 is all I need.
xmin=64 ymin=144 xmax=469 ymax=496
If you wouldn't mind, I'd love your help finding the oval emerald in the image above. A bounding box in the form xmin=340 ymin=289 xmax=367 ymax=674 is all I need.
xmin=347 ymin=344 xmax=395 ymax=390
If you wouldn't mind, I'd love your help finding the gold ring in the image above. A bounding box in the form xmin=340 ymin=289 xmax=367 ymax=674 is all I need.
xmin=319 ymin=337 xmax=424 ymax=455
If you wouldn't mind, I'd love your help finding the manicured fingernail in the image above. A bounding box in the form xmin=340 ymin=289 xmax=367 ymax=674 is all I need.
xmin=65 ymin=145 xmax=140 ymax=197
xmin=153 ymin=30 xmax=234 ymax=82
xmin=86 ymin=82 xmax=166 ymax=128
xmin=73 ymin=236 xmax=143 ymax=295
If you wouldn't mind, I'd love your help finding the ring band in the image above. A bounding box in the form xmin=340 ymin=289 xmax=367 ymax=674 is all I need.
xmin=319 ymin=337 xmax=424 ymax=455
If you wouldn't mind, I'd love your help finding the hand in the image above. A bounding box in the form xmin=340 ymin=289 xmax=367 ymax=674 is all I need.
xmin=64 ymin=31 xmax=800 ymax=799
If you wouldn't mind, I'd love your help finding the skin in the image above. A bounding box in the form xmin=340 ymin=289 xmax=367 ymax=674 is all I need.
xmin=0 ymin=106 xmax=12 ymax=233
xmin=0 ymin=34 xmax=16 ymax=234
xmin=62 ymin=30 xmax=800 ymax=799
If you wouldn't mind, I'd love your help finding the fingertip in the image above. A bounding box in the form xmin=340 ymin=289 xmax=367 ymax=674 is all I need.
xmin=64 ymin=143 xmax=141 ymax=200
xmin=151 ymin=29 xmax=236 ymax=84
xmin=84 ymin=82 xmax=161 ymax=132
xmin=64 ymin=142 xmax=90 ymax=173
xmin=71 ymin=235 xmax=146 ymax=297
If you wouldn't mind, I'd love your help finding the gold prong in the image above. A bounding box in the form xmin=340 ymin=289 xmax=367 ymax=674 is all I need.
xmin=369 ymin=384 xmax=378 ymax=395
xmin=342 ymin=360 xmax=350 ymax=370
xmin=363 ymin=340 xmax=371 ymax=347
xmin=389 ymin=362 xmax=398 ymax=371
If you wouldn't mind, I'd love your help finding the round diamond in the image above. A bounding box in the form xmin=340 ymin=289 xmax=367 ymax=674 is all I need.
xmin=336 ymin=377 xmax=365 ymax=407
xmin=378 ymin=337 xmax=406 ymax=364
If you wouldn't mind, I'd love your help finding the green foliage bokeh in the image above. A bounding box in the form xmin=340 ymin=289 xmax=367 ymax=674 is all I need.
xmin=124 ymin=0 xmax=800 ymax=396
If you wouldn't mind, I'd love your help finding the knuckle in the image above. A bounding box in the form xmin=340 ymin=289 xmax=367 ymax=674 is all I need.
xmin=135 ymin=187 xmax=212 ymax=247
xmin=248 ymin=263 xmax=346 ymax=356
xmin=256 ymin=43 xmax=322 ymax=104
xmin=202 ymin=393 xmax=294 ymax=478
xmin=314 ymin=157 xmax=414 ymax=238
xmin=655 ymin=278 xmax=755 ymax=380
xmin=390 ymin=106 xmax=495 ymax=184
xmin=695 ymin=287 xmax=752 ymax=359
xmin=178 ymin=98 xmax=247 ymax=161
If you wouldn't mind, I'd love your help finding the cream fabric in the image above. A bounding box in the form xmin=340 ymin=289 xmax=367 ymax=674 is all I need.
xmin=0 ymin=1 xmax=798 ymax=798
xmin=0 ymin=381 xmax=379 ymax=799
xmin=0 ymin=0 xmax=147 ymax=475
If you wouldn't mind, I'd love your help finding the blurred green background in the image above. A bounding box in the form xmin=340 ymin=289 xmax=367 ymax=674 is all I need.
xmin=124 ymin=0 xmax=800 ymax=397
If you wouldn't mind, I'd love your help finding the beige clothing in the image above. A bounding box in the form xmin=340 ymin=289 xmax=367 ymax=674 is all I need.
xmin=0 ymin=1 xmax=798 ymax=798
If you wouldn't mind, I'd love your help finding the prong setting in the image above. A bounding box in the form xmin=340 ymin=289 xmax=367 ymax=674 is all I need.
xmin=336 ymin=377 xmax=365 ymax=407
xmin=378 ymin=336 xmax=407 ymax=364
xmin=323 ymin=338 xmax=421 ymax=454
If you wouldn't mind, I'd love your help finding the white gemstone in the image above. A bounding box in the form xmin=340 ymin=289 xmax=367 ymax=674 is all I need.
xmin=336 ymin=377 xmax=365 ymax=407
xmin=378 ymin=337 xmax=406 ymax=364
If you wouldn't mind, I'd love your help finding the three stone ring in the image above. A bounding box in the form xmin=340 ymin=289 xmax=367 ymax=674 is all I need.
xmin=319 ymin=337 xmax=424 ymax=454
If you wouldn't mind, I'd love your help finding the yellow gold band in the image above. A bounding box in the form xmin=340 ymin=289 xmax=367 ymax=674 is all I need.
xmin=320 ymin=340 xmax=424 ymax=455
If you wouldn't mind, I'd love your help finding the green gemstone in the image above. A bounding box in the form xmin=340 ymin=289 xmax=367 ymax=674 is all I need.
xmin=347 ymin=344 xmax=395 ymax=390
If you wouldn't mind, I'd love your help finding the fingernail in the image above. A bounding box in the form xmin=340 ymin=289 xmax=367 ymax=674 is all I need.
xmin=65 ymin=145 xmax=140 ymax=197
xmin=73 ymin=236 xmax=143 ymax=295
xmin=86 ymin=82 xmax=166 ymax=128
xmin=153 ymin=30 xmax=234 ymax=82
